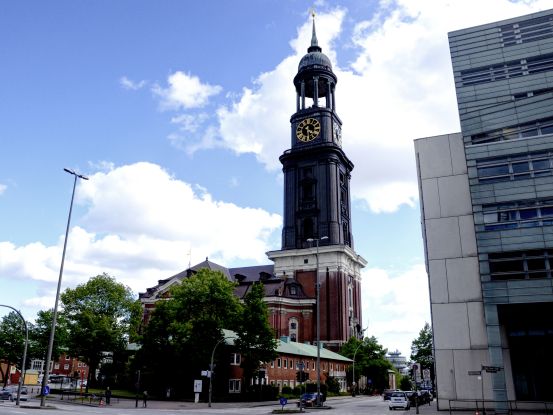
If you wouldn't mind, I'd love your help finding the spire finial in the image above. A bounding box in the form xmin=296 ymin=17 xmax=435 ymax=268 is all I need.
xmin=311 ymin=9 xmax=318 ymax=47
xmin=308 ymin=8 xmax=322 ymax=53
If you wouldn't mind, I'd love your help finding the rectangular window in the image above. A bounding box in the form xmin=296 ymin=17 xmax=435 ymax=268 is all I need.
xmin=277 ymin=358 xmax=281 ymax=368
xmin=229 ymin=379 xmax=241 ymax=393
xmin=230 ymin=353 xmax=241 ymax=365
xmin=54 ymin=363 xmax=60 ymax=369
xmin=478 ymin=164 xmax=510 ymax=177
xmin=64 ymin=364 xmax=69 ymax=370
xmin=532 ymin=159 xmax=550 ymax=170
xmin=512 ymin=161 xmax=530 ymax=173
xmin=489 ymin=250 xmax=551 ymax=280
xmin=284 ymin=359 xmax=287 ymax=369
xmin=271 ymin=360 xmax=274 ymax=368
xmin=541 ymin=125 xmax=553 ymax=135
xmin=520 ymin=208 xmax=538 ymax=220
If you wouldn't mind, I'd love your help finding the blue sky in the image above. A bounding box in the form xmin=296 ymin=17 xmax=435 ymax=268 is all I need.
xmin=1 ymin=0 xmax=550 ymax=358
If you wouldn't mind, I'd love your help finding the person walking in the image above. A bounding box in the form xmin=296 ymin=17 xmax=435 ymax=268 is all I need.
xmin=105 ymin=387 xmax=112 ymax=405
xmin=142 ymin=390 xmax=148 ymax=408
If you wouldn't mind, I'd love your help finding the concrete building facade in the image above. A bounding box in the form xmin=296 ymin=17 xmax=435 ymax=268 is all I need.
xmin=416 ymin=9 xmax=553 ymax=410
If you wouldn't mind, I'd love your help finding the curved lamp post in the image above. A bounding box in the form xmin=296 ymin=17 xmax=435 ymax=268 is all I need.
xmin=307 ymin=236 xmax=328 ymax=407
xmin=0 ymin=305 xmax=28 ymax=406
xmin=208 ymin=336 xmax=232 ymax=407
xmin=352 ymin=340 xmax=364 ymax=397
xmin=40 ymin=168 xmax=88 ymax=407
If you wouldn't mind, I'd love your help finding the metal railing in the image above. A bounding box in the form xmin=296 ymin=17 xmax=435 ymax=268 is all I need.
xmin=448 ymin=399 xmax=553 ymax=414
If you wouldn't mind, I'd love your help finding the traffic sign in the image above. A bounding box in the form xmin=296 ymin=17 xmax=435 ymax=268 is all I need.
xmin=43 ymin=385 xmax=50 ymax=396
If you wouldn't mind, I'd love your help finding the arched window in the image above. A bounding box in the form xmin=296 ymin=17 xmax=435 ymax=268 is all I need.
xmin=303 ymin=217 xmax=314 ymax=239
xmin=289 ymin=317 xmax=299 ymax=342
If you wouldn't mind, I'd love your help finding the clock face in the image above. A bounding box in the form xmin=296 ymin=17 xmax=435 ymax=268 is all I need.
xmin=296 ymin=118 xmax=321 ymax=142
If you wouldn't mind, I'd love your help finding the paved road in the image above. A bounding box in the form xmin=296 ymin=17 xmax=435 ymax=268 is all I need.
xmin=0 ymin=395 xmax=444 ymax=415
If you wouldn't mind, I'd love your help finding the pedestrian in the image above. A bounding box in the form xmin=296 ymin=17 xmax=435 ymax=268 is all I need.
xmin=105 ymin=387 xmax=111 ymax=405
xmin=142 ymin=390 xmax=148 ymax=408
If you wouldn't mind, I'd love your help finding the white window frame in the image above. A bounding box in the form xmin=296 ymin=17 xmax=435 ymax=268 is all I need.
xmin=228 ymin=379 xmax=241 ymax=393
xmin=230 ymin=353 xmax=241 ymax=365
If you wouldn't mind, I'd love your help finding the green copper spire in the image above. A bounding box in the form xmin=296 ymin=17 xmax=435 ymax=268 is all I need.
xmin=308 ymin=9 xmax=322 ymax=53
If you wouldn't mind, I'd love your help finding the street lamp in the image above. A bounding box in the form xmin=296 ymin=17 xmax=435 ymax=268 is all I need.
xmin=40 ymin=168 xmax=88 ymax=407
xmin=208 ymin=336 xmax=232 ymax=407
xmin=0 ymin=305 xmax=28 ymax=406
xmin=352 ymin=340 xmax=363 ymax=397
xmin=307 ymin=236 xmax=328 ymax=407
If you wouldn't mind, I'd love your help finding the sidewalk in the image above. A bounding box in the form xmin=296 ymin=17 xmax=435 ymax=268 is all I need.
xmin=10 ymin=394 xmax=492 ymax=414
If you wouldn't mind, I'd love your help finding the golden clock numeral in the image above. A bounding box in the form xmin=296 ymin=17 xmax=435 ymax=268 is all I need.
xmin=296 ymin=118 xmax=320 ymax=142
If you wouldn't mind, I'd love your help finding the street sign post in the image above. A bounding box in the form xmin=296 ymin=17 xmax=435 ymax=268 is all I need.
xmin=481 ymin=365 xmax=502 ymax=373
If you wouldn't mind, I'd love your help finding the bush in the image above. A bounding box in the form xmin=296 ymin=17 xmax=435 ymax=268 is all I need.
xmin=399 ymin=377 xmax=412 ymax=391
xmin=281 ymin=385 xmax=292 ymax=395
xmin=326 ymin=377 xmax=341 ymax=395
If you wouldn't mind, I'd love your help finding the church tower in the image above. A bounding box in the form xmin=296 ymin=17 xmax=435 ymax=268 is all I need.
xmin=267 ymin=14 xmax=366 ymax=350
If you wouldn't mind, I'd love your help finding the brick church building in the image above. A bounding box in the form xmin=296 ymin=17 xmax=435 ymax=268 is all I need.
xmin=140 ymin=16 xmax=365 ymax=354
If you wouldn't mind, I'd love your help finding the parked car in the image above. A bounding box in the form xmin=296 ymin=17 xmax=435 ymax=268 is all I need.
xmin=296 ymin=392 xmax=326 ymax=407
xmin=389 ymin=391 xmax=410 ymax=410
xmin=0 ymin=386 xmax=28 ymax=401
xmin=383 ymin=389 xmax=396 ymax=400
xmin=0 ymin=389 xmax=11 ymax=401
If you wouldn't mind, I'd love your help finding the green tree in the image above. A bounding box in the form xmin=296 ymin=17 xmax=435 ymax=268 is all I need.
xmin=28 ymin=309 xmax=69 ymax=363
xmin=136 ymin=300 xmax=180 ymax=395
xmin=0 ymin=312 xmax=25 ymax=387
xmin=399 ymin=376 xmax=412 ymax=391
xmin=137 ymin=269 xmax=242 ymax=397
xmin=234 ymin=282 xmax=277 ymax=393
xmin=341 ymin=336 xmax=393 ymax=393
xmin=325 ymin=376 xmax=341 ymax=394
xmin=61 ymin=273 xmax=140 ymax=390
xmin=410 ymin=322 xmax=434 ymax=383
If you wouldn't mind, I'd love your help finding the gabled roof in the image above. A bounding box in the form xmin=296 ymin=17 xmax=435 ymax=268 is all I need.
xmin=222 ymin=329 xmax=351 ymax=362
xmin=276 ymin=339 xmax=352 ymax=362
xmin=139 ymin=259 xmax=278 ymax=300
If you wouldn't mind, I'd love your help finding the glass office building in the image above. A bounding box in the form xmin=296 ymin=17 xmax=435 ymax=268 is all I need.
xmin=416 ymin=9 xmax=553 ymax=410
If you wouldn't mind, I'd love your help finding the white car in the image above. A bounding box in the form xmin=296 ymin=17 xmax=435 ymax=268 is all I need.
xmin=389 ymin=391 xmax=410 ymax=410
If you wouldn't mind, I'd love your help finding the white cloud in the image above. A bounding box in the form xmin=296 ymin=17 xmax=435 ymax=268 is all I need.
xmin=361 ymin=263 xmax=430 ymax=357
xmin=0 ymin=162 xmax=282 ymax=305
xmin=0 ymin=183 xmax=6 ymax=195
xmin=171 ymin=113 xmax=209 ymax=133
xmin=153 ymin=71 xmax=222 ymax=110
xmin=209 ymin=1 xmax=550 ymax=213
xmin=88 ymin=160 xmax=115 ymax=172
xmin=120 ymin=76 xmax=147 ymax=90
